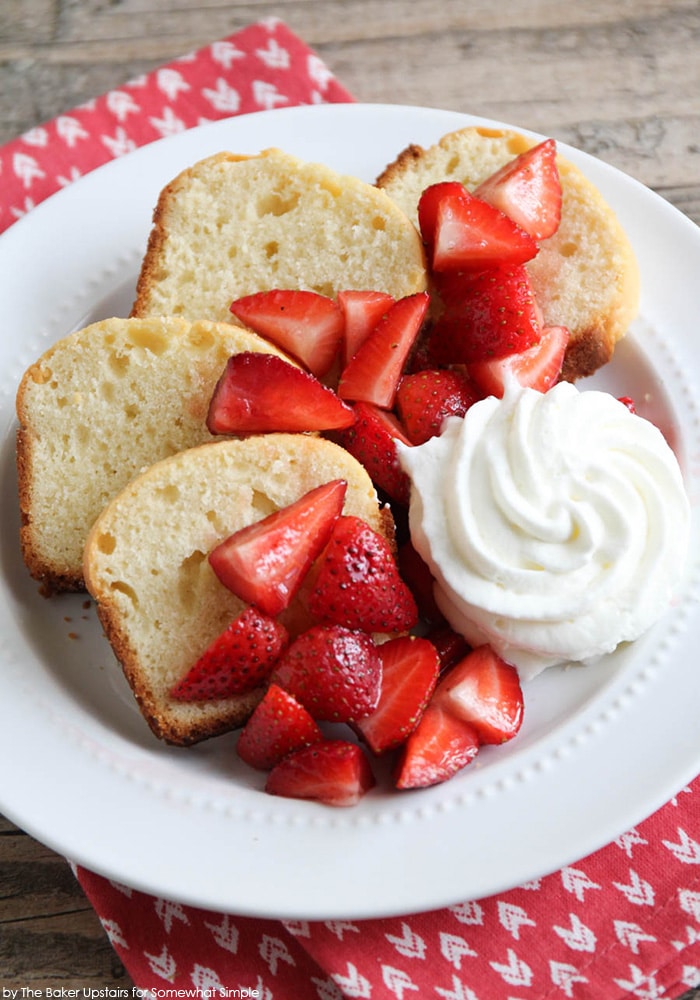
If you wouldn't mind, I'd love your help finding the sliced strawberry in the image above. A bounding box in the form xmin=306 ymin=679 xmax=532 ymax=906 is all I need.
xmin=428 ymin=265 xmax=542 ymax=365
xmin=207 ymin=352 xmax=355 ymax=434
xmin=229 ymin=289 xmax=343 ymax=378
xmin=270 ymin=624 xmax=382 ymax=723
xmin=417 ymin=181 xmax=538 ymax=272
xmin=236 ymin=683 xmax=322 ymax=770
xmin=469 ymin=323 xmax=569 ymax=397
xmin=355 ymin=636 xmax=440 ymax=754
xmin=209 ymin=479 xmax=347 ymax=617
xmin=170 ymin=607 xmax=288 ymax=701
xmin=395 ymin=368 xmax=482 ymax=444
xmin=266 ymin=739 xmax=375 ymax=807
xmin=425 ymin=624 xmax=472 ymax=676
xmin=307 ymin=515 xmax=419 ymax=634
xmin=474 ymin=138 xmax=562 ymax=241
xmin=434 ymin=645 xmax=524 ymax=745
xmin=397 ymin=539 xmax=443 ymax=623
xmin=334 ymin=401 xmax=412 ymax=505
xmin=338 ymin=289 xmax=395 ymax=364
xmin=337 ymin=292 xmax=430 ymax=408
xmin=394 ymin=703 xmax=480 ymax=789
xmin=618 ymin=395 xmax=636 ymax=414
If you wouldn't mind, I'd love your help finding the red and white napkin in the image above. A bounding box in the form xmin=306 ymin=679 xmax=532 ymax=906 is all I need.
xmin=2 ymin=19 xmax=699 ymax=998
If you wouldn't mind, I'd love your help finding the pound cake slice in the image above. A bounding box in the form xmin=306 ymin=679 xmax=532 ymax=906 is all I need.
xmin=130 ymin=148 xmax=428 ymax=322
xmin=376 ymin=126 xmax=640 ymax=381
xmin=83 ymin=434 xmax=394 ymax=745
xmin=16 ymin=315 xmax=293 ymax=594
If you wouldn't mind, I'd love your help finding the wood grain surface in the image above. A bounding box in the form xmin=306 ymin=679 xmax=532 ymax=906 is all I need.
xmin=1 ymin=0 xmax=699 ymax=991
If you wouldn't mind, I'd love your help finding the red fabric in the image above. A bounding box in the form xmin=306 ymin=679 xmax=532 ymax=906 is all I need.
xmin=4 ymin=19 xmax=699 ymax=997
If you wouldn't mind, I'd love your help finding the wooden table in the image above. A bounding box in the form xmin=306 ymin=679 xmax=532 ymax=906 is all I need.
xmin=1 ymin=0 xmax=699 ymax=991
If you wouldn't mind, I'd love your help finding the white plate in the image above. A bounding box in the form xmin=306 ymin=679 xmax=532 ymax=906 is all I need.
xmin=1 ymin=104 xmax=699 ymax=920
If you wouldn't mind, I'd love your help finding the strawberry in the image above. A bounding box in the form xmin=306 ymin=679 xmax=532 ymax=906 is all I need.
xmin=618 ymin=395 xmax=636 ymax=413
xmin=469 ymin=323 xmax=569 ymax=397
xmin=337 ymin=292 xmax=430 ymax=408
xmin=397 ymin=539 xmax=443 ymax=623
xmin=269 ymin=624 xmax=382 ymax=723
xmin=207 ymin=352 xmax=355 ymax=434
xmin=170 ymin=607 xmax=288 ymax=701
xmin=337 ymin=289 xmax=395 ymax=364
xmin=394 ymin=703 xmax=480 ymax=789
xmin=417 ymin=181 xmax=538 ymax=272
xmin=395 ymin=368 xmax=482 ymax=444
xmin=425 ymin=624 xmax=471 ymax=675
xmin=334 ymin=401 xmax=412 ymax=505
xmin=209 ymin=479 xmax=347 ymax=617
xmin=434 ymin=645 xmax=524 ymax=745
xmin=428 ymin=265 xmax=542 ymax=365
xmin=355 ymin=636 xmax=440 ymax=754
xmin=229 ymin=289 xmax=343 ymax=378
xmin=307 ymin=515 xmax=419 ymax=633
xmin=266 ymin=739 xmax=376 ymax=807
xmin=474 ymin=138 xmax=562 ymax=241
xmin=236 ymin=683 xmax=322 ymax=770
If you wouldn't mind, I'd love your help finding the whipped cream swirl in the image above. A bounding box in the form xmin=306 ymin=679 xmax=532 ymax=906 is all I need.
xmin=399 ymin=380 xmax=690 ymax=679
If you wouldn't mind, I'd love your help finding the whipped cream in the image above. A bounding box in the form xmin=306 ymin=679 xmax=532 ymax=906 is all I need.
xmin=398 ymin=379 xmax=690 ymax=679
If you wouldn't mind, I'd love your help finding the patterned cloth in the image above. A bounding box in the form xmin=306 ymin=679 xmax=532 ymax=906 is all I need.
xmin=2 ymin=18 xmax=699 ymax=999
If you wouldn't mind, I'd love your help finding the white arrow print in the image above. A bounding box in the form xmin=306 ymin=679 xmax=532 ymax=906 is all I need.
xmin=325 ymin=920 xmax=360 ymax=941
xmin=385 ymin=921 xmax=426 ymax=959
xmin=439 ymin=931 xmax=477 ymax=970
xmin=553 ymin=912 xmax=596 ymax=952
xmin=255 ymin=38 xmax=291 ymax=70
xmin=191 ymin=965 xmax=226 ymax=992
xmin=672 ymin=924 xmax=700 ymax=950
xmin=100 ymin=918 xmax=128 ymax=949
xmin=679 ymin=888 xmax=700 ymax=921
xmin=12 ymin=153 xmax=44 ymax=190
xmin=144 ymin=944 xmax=176 ymax=983
xmin=101 ymin=127 xmax=137 ymax=158
xmin=56 ymin=116 xmax=88 ymax=147
xmin=449 ymin=900 xmax=484 ymax=925
xmin=307 ymin=54 xmax=334 ymax=91
xmin=615 ymin=827 xmax=648 ymax=859
xmin=258 ymin=934 xmax=295 ymax=975
xmin=498 ymin=901 xmax=536 ymax=940
xmin=202 ymin=79 xmax=241 ymax=113
xmin=613 ymin=868 xmax=655 ymax=906
xmin=211 ymin=41 xmax=246 ymax=69
xmin=614 ymin=920 xmax=657 ymax=954
xmin=681 ymin=964 xmax=700 ymax=988
xmin=663 ymin=826 xmax=700 ymax=864
xmin=549 ymin=960 xmax=589 ymax=998
xmin=156 ymin=68 xmax=190 ymax=101
xmin=434 ymin=974 xmax=479 ymax=1000
xmin=330 ymin=962 xmax=371 ymax=998
xmin=204 ymin=913 xmax=239 ymax=953
xmin=561 ymin=866 xmax=602 ymax=902
xmin=489 ymin=948 xmax=533 ymax=987
xmin=283 ymin=919 xmax=311 ymax=938
xmin=312 ymin=975 xmax=345 ymax=1000
xmin=154 ymin=898 xmax=189 ymax=933
xmin=21 ymin=126 xmax=49 ymax=147
xmin=613 ymin=963 xmax=665 ymax=998
xmin=382 ymin=965 xmax=419 ymax=999
xmin=106 ymin=90 xmax=139 ymax=122
xmin=253 ymin=80 xmax=289 ymax=111
xmin=149 ymin=106 xmax=186 ymax=138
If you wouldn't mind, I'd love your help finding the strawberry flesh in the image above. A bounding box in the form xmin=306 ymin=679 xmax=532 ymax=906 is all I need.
xmin=337 ymin=292 xmax=430 ymax=408
xmin=230 ymin=289 xmax=344 ymax=378
xmin=236 ymin=683 xmax=322 ymax=770
xmin=170 ymin=607 xmax=288 ymax=701
xmin=469 ymin=323 xmax=569 ymax=397
xmin=338 ymin=289 xmax=395 ymax=365
xmin=307 ymin=515 xmax=419 ymax=633
xmin=394 ymin=703 xmax=480 ymax=789
xmin=209 ymin=479 xmax=347 ymax=617
xmin=270 ymin=623 xmax=382 ymax=723
xmin=474 ymin=138 xmax=562 ymax=241
xmin=266 ymin=739 xmax=376 ymax=806
xmin=355 ymin=635 xmax=440 ymax=754
xmin=434 ymin=645 xmax=524 ymax=745
xmin=207 ymin=352 xmax=355 ymax=434
xmin=334 ymin=401 xmax=412 ymax=506
xmin=418 ymin=181 xmax=538 ymax=272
